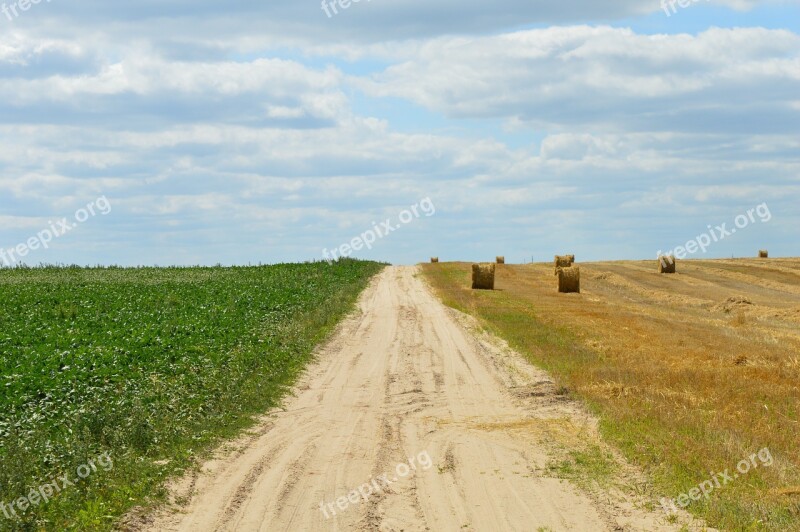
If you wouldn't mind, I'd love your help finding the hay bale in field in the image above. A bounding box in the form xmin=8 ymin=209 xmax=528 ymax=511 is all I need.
xmin=496 ymin=256 xmax=505 ymax=264
xmin=554 ymin=255 xmax=574 ymax=268
xmin=472 ymin=263 xmax=495 ymax=290
xmin=554 ymin=255 xmax=575 ymax=275
xmin=658 ymin=255 xmax=676 ymax=274
xmin=431 ymin=257 xmax=439 ymax=263
xmin=759 ymin=250 xmax=769 ymax=258
xmin=557 ymin=266 xmax=580 ymax=293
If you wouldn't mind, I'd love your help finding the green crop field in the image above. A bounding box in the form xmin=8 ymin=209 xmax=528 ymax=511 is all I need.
xmin=0 ymin=260 xmax=384 ymax=531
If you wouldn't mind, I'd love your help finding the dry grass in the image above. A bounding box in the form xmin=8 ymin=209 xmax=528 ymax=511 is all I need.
xmin=422 ymin=258 xmax=800 ymax=531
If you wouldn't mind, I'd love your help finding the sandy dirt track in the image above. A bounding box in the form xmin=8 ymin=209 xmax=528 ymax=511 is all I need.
xmin=142 ymin=266 xmax=687 ymax=532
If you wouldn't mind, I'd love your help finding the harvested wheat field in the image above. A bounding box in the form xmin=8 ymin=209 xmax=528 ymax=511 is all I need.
xmin=422 ymin=258 xmax=800 ymax=531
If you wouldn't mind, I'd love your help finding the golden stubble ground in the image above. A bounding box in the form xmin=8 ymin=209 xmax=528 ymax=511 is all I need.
xmin=422 ymin=258 xmax=800 ymax=531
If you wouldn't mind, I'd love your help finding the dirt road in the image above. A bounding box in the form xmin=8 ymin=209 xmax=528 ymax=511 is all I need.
xmin=144 ymin=266 xmax=686 ymax=531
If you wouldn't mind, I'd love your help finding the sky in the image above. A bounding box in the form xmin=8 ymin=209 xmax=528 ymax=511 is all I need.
xmin=0 ymin=0 xmax=798 ymax=266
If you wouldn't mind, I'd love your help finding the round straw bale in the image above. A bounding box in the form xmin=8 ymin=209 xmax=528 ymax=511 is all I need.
xmin=555 ymin=255 xmax=574 ymax=268
xmin=658 ymin=255 xmax=676 ymax=274
xmin=554 ymin=255 xmax=575 ymax=274
xmin=431 ymin=257 xmax=439 ymax=263
xmin=472 ymin=263 xmax=496 ymax=290
xmin=557 ymin=266 xmax=580 ymax=293
xmin=759 ymin=250 xmax=768 ymax=258
xmin=496 ymin=256 xmax=505 ymax=264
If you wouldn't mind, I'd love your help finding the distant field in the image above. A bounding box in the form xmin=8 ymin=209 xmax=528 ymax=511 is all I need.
xmin=422 ymin=259 xmax=800 ymax=531
xmin=0 ymin=260 xmax=384 ymax=530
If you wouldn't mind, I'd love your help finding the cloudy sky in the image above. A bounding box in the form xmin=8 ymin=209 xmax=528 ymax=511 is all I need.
xmin=1 ymin=0 xmax=798 ymax=266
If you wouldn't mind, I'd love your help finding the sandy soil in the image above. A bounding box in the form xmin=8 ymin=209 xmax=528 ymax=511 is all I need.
xmin=137 ymin=266 xmax=696 ymax=532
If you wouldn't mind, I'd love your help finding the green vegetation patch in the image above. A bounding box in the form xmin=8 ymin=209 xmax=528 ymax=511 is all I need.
xmin=0 ymin=260 xmax=384 ymax=530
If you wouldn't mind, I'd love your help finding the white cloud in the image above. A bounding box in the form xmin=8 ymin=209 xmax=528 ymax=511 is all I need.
xmin=360 ymin=26 xmax=800 ymax=133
